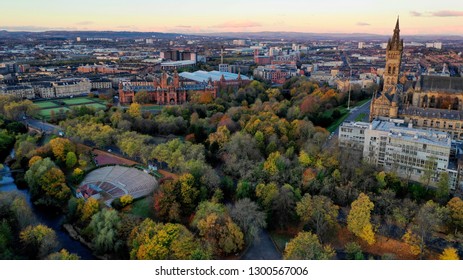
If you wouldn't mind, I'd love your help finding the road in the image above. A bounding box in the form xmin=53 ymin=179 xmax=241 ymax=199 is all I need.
xmin=326 ymin=100 xmax=371 ymax=147
xmin=24 ymin=118 xmax=62 ymax=134
xmin=241 ymin=229 xmax=282 ymax=260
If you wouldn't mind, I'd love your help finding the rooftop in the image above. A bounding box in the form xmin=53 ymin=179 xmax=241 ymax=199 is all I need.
xmin=179 ymin=70 xmax=250 ymax=83
xmin=371 ymin=119 xmax=451 ymax=147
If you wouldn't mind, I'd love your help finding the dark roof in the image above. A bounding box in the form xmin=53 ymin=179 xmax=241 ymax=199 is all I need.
xmin=400 ymin=106 xmax=463 ymax=120
xmin=419 ymin=76 xmax=463 ymax=93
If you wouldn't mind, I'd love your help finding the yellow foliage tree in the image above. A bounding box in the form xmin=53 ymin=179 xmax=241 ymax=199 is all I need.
xmin=347 ymin=193 xmax=375 ymax=245
xmin=80 ymin=197 xmax=99 ymax=223
xmin=128 ymin=102 xmax=142 ymax=118
xmin=120 ymin=194 xmax=133 ymax=207
xmin=263 ymin=151 xmax=281 ymax=176
xmin=402 ymin=229 xmax=421 ymax=256
xmin=284 ymin=231 xmax=335 ymax=260
xmin=298 ymin=150 xmax=312 ymax=167
xmin=197 ymin=213 xmax=244 ymax=256
xmin=49 ymin=138 xmax=75 ymax=161
xmin=28 ymin=156 xmax=43 ymax=167
xmin=207 ymin=125 xmax=231 ymax=148
xmin=439 ymin=247 xmax=460 ymax=260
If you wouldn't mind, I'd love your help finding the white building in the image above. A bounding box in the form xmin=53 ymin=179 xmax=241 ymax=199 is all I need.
xmin=339 ymin=121 xmax=370 ymax=151
xmin=219 ymin=64 xmax=229 ymax=73
xmin=364 ymin=120 xmax=452 ymax=188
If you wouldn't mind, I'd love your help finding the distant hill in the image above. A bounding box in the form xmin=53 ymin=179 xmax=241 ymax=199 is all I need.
xmin=0 ymin=30 xmax=462 ymax=42
xmin=197 ymin=31 xmax=463 ymax=42
xmin=0 ymin=30 xmax=201 ymax=40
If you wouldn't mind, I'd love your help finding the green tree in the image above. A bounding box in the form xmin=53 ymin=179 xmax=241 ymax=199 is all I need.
xmin=345 ymin=242 xmax=364 ymax=260
xmin=420 ymin=156 xmax=437 ymax=188
xmin=436 ymin=172 xmax=450 ymax=202
xmin=88 ymin=208 xmax=122 ymax=254
xmin=65 ymin=151 xmax=77 ymax=168
xmin=284 ymin=231 xmax=334 ymax=260
xmin=347 ymin=193 xmax=375 ymax=245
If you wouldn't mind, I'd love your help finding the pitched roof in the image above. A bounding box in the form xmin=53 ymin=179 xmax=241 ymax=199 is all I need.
xmin=419 ymin=76 xmax=463 ymax=93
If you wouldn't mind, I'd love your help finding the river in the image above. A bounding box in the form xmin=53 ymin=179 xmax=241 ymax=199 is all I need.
xmin=0 ymin=153 xmax=96 ymax=260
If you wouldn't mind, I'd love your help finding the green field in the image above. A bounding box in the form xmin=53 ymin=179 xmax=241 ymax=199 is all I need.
xmin=70 ymin=103 xmax=107 ymax=110
xmin=141 ymin=105 xmax=163 ymax=111
xmin=38 ymin=107 xmax=70 ymax=119
xmin=61 ymin=97 xmax=95 ymax=105
xmin=128 ymin=196 xmax=155 ymax=219
xmin=34 ymin=101 xmax=59 ymax=109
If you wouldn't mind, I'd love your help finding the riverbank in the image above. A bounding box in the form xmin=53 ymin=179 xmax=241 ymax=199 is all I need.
xmin=0 ymin=159 xmax=97 ymax=260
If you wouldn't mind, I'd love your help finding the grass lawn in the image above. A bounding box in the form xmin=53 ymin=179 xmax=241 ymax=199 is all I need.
xmin=141 ymin=105 xmax=163 ymax=111
xmin=352 ymin=98 xmax=371 ymax=107
xmin=61 ymin=97 xmax=95 ymax=105
xmin=34 ymin=101 xmax=59 ymax=109
xmin=355 ymin=113 xmax=368 ymax=122
xmin=38 ymin=107 xmax=70 ymax=119
xmin=327 ymin=112 xmax=349 ymax=132
xmin=269 ymin=231 xmax=292 ymax=253
xmin=127 ymin=196 xmax=155 ymax=219
xmin=70 ymin=103 xmax=107 ymax=110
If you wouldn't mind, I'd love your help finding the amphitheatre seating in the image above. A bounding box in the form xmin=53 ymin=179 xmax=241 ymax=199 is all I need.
xmin=78 ymin=165 xmax=158 ymax=205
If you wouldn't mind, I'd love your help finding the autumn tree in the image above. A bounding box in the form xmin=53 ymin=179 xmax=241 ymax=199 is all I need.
xmin=347 ymin=193 xmax=375 ymax=245
xmin=296 ymin=194 xmax=339 ymax=241
xmin=407 ymin=200 xmax=445 ymax=259
xmin=439 ymin=247 xmax=460 ymax=260
xmin=284 ymin=231 xmax=334 ymax=260
xmin=207 ymin=125 xmax=231 ymax=149
xmin=128 ymin=102 xmax=142 ymax=118
xmin=49 ymin=138 xmax=75 ymax=162
xmin=25 ymin=157 xmax=71 ymax=209
xmin=197 ymin=212 xmax=244 ymax=256
xmin=272 ymin=184 xmax=297 ymax=229
xmin=447 ymin=197 xmax=463 ymax=234
xmin=20 ymin=224 xmax=59 ymax=259
xmin=134 ymin=90 xmax=151 ymax=104
xmin=255 ymin=182 xmax=279 ymax=212
xmin=80 ymin=197 xmax=100 ymax=224
xmin=228 ymin=198 xmax=267 ymax=243
xmin=47 ymin=249 xmax=80 ymax=260
xmin=129 ymin=219 xmax=205 ymax=260
xmin=154 ymin=180 xmax=181 ymax=222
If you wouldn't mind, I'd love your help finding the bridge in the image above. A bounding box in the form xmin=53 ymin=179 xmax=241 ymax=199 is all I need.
xmin=0 ymin=169 xmax=24 ymax=176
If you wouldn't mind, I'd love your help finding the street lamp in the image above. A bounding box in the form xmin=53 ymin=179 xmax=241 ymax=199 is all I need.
xmin=347 ymin=67 xmax=352 ymax=110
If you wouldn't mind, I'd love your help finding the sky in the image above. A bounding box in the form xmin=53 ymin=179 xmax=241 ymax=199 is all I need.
xmin=1 ymin=0 xmax=463 ymax=35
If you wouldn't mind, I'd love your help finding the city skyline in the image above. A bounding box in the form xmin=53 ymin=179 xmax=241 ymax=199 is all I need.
xmin=1 ymin=0 xmax=463 ymax=35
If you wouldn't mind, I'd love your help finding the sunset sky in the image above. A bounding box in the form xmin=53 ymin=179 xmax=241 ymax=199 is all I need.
xmin=1 ymin=0 xmax=463 ymax=35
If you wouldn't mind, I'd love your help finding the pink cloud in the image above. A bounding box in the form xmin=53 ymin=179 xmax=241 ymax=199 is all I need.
xmin=431 ymin=10 xmax=463 ymax=17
